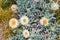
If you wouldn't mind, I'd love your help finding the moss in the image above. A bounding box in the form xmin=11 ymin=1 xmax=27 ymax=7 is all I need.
xmin=56 ymin=9 xmax=60 ymax=23
xmin=1 ymin=0 xmax=14 ymax=9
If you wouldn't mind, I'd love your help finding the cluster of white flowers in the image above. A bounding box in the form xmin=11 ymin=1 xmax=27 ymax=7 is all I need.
xmin=9 ymin=16 xmax=49 ymax=38
xmin=9 ymin=1 xmax=59 ymax=39
xmin=9 ymin=17 xmax=49 ymax=28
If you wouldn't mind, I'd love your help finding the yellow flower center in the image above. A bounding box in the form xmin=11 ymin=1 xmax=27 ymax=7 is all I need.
xmin=23 ymin=18 xmax=27 ymax=23
xmin=11 ymin=20 xmax=16 ymax=26
xmin=24 ymin=32 xmax=28 ymax=36
xmin=43 ymin=18 xmax=48 ymax=24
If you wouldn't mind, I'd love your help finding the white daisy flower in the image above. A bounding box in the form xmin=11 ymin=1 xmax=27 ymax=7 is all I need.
xmin=51 ymin=2 xmax=59 ymax=10
xmin=40 ymin=17 xmax=49 ymax=26
xmin=9 ymin=18 xmax=19 ymax=29
xmin=23 ymin=30 xmax=29 ymax=38
xmin=20 ymin=16 xmax=29 ymax=25
xmin=11 ymin=4 xmax=17 ymax=12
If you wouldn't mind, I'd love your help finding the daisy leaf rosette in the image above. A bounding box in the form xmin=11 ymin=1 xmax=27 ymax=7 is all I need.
xmin=7 ymin=0 xmax=60 ymax=40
